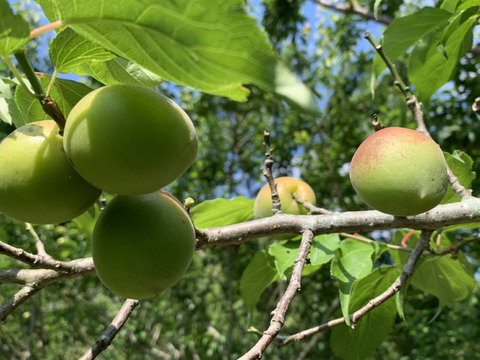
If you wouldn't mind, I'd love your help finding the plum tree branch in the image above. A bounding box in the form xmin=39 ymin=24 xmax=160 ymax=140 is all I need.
xmin=0 ymin=262 xmax=95 ymax=321
xmin=280 ymin=229 xmax=432 ymax=345
xmin=239 ymin=230 xmax=314 ymax=360
xmin=79 ymin=299 xmax=140 ymax=360
xmin=196 ymin=197 xmax=480 ymax=249
xmin=0 ymin=239 xmax=94 ymax=272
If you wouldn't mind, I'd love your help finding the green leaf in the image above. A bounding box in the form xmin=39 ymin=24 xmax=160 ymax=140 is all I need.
xmin=331 ymin=239 xmax=374 ymax=326
xmin=190 ymin=196 xmax=254 ymax=228
xmin=0 ymin=77 xmax=21 ymax=125
xmin=410 ymin=253 xmax=475 ymax=303
xmin=77 ymin=58 xmax=163 ymax=87
xmin=442 ymin=150 xmax=476 ymax=204
xmin=408 ymin=12 xmax=477 ymax=101
xmin=390 ymin=231 xmax=476 ymax=303
xmin=38 ymin=0 xmax=320 ymax=114
xmin=71 ymin=204 xmax=100 ymax=241
xmin=381 ymin=7 xmax=452 ymax=62
xmin=49 ymin=27 xmax=116 ymax=73
xmin=268 ymin=233 xmax=340 ymax=280
xmin=240 ymin=250 xmax=279 ymax=310
xmin=0 ymin=0 xmax=30 ymax=56
xmin=441 ymin=0 xmax=460 ymax=12
xmin=14 ymin=76 xmax=92 ymax=126
xmin=330 ymin=266 xmax=401 ymax=360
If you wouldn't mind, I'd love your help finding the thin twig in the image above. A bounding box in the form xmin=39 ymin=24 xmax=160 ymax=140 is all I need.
xmin=79 ymin=299 xmax=140 ymax=360
xmin=280 ymin=229 xmax=433 ymax=345
xmin=292 ymin=193 xmax=334 ymax=215
xmin=261 ymin=131 xmax=282 ymax=214
xmin=0 ymin=285 xmax=41 ymax=322
xmin=239 ymin=230 xmax=314 ymax=360
xmin=25 ymin=223 xmax=51 ymax=259
xmin=311 ymin=0 xmax=393 ymax=25
xmin=339 ymin=232 xmax=413 ymax=252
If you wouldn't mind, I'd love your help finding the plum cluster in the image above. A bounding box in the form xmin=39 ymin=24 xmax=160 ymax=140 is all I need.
xmin=0 ymin=85 xmax=198 ymax=299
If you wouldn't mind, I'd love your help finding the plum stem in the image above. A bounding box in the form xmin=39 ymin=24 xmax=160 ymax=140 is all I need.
xmin=372 ymin=114 xmax=385 ymax=131
xmin=14 ymin=50 xmax=66 ymax=132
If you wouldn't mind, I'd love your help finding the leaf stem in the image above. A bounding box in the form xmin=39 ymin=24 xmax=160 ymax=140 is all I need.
xmin=2 ymin=54 xmax=36 ymax=98
xmin=30 ymin=20 xmax=63 ymax=39
xmin=14 ymin=49 xmax=46 ymax=100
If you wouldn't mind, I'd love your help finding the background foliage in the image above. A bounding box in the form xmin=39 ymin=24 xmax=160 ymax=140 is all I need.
xmin=1 ymin=0 xmax=479 ymax=359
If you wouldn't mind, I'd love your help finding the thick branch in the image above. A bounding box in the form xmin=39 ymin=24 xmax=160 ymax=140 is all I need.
xmin=239 ymin=230 xmax=314 ymax=360
xmin=0 ymin=239 xmax=94 ymax=273
xmin=0 ymin=260 xmax=94 ymax=321
xmin=196 ymin=197 xmax=480 ymax=249
xmin=80 ymin=299 xmax=140 ymax=360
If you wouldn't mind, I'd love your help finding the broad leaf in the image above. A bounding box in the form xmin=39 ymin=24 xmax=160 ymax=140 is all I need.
xmin=374 ymin=7 xmax=452 ymax=77
xmin=38 ymin=0 xmax=320 ymax=114
xmin=390 ymin=230 xmax=475 ymax=303
xmin=14 ymin=76 xmax=92 ymax=126
xmin=409 ymin=11 xmax=477 ymax=101
xmin=240 ymin=250 xmax=279 ymax=310
xmin=331 ymin=239 xmax=374 ymax=326
xmin=330 ymin=266 xmax=401 ymax=360
xmin=409 ymin=253 xmax=475 ymax=303
xmin=190 ymin=196 xmax=254 ymax=228
xmin=49 ymin=27 xmax=116 ymax=73
xmin=77 ymin=58 xmax=163 ymax=87
xmin=268 ymin=233 xmax=340 ymax=279
xmin=0 ymin=0 xmax=30 ymax=56
xmin=442 ymin=150 xmax=476 ymax=204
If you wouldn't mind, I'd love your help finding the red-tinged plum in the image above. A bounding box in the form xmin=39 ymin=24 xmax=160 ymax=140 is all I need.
xmin=0 ymin=120 xmax=101 ymax=224
xmin=92 ymin=190 xmax=196 ymax=300
xmin=63 ymin=84 xmax=198 ymax=195
xmin=349 ymin=127 xmax=448 ymax=216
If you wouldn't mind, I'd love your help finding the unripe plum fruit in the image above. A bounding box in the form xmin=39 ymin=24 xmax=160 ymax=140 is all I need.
xmin=63 ymin=84 xmax=198 ymax=195
xmin=92 ymin=190 xmax=196 ymax=300
xmin=0 ymin=120 xmax=101 ymax=224
xmin=349 ymin=127 xmax=448 ymax=216
xmin=254 ymin=177 xmax=316 ymax=218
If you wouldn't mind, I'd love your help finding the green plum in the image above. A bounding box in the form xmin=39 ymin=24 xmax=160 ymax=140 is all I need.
xmin=63 ymin=84 xmax=198 ymax=195
xmin=254 ymin=177 xmax=316 ymax=219
xmin=0 ymin=120 xmax=101 ymax=224
xmin=349 ymin=127 xmax=448 ymax=216
xmin=92 ymin=190 xmax=196 ymax=300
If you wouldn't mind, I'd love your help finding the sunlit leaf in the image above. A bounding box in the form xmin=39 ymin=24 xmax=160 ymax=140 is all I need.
xmin=0 ymin=0 xmax=30 ymax=56
xmin=14 ymin=75 xmax=92 ymax=126
xmin=190 ymin=196 xmax=254 ymax=228
xmin=38 ymin=0 xmax=320 ymax=114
